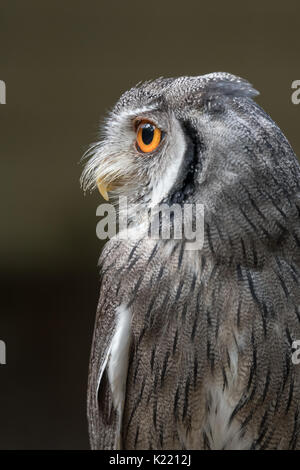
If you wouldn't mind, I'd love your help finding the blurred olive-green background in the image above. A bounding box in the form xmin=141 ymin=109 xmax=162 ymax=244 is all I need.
xmin=0 ymin=0 xmax=299 ymax=449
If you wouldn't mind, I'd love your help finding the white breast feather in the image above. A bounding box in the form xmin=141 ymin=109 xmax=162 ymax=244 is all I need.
xmin=107 ymin=304 xmax=132 ymax=448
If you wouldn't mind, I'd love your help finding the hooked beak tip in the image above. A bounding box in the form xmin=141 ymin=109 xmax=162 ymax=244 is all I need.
xmin=97 ymin=180 xmax=110 ymax=201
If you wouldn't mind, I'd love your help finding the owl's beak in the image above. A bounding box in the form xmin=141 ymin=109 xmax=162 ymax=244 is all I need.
xmin=96 ymin=177 xmax=119 ymax=201
xmin=97 ymin=179 xmax=111 ymax=201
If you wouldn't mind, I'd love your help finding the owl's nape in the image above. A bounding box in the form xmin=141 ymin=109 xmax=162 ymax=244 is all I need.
xmin=82 ymin=73 xmax=300 ymax=450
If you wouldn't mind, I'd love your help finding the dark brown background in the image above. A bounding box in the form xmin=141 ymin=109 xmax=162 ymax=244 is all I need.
xmin=0 ymin=0 xmax=299 ymax=449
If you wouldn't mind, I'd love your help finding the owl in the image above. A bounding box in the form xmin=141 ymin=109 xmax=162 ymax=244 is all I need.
xmin=81 ymin=72 xmax=300 ymax=450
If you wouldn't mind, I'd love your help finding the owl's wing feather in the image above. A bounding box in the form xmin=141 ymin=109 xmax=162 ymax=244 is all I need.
xmin=87 ymin=274 xmax=119 ymax=450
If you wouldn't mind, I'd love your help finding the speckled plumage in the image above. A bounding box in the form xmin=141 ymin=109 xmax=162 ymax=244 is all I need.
xmin=82 ymin=73 xmax=300 ymax=449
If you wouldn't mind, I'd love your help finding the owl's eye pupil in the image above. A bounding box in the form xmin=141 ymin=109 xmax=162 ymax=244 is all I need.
xmin=141 ymin=124 xmax=155 ymax=145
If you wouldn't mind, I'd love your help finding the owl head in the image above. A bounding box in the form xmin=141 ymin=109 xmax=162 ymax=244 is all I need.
xmin=81 ymin=73 xmax=300 ymax=262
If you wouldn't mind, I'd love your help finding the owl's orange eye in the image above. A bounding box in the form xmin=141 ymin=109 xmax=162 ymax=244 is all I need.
xmin=136 ymin=120 xmax=162 ymax=153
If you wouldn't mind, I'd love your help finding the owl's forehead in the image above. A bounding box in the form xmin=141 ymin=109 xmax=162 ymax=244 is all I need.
xmin=112 ymin=73 xmax=258 ymax=116
xmin=113 ymin=76 xmax=202 ymax=113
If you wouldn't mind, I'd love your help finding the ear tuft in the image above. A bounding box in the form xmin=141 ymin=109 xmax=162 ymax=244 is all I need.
xmin=200 ymin=72 xmax=259 ymax=99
